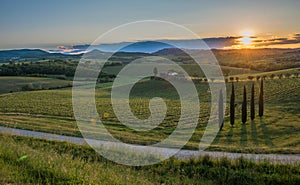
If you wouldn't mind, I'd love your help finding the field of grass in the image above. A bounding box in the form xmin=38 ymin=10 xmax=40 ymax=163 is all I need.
xmin=0 ymin=76 xmax=72 ymax=94
xmin=1 ymin=133 xmax=299 ymax=185
xmin=0 ymin=75 xmax=299 ymax=153
xmin=103 ymin=63 xmax=258 ymax=78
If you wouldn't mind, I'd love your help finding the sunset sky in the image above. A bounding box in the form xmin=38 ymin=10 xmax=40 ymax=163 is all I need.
xmin=0 ymin=0 xmax=299 ymax=49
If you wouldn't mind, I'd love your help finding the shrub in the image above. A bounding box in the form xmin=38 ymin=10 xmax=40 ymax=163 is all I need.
xmin=22 ymin=84 xmax=34 ymax=91
xmin=247 ymin=76 xmax=254 ymax=81
xmin=285 ymin=73 xmax=291 ymax=78
xmin=235 ymin=77 xmax=239 ymax=82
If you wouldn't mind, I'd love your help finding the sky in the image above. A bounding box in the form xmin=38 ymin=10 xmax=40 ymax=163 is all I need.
xmin=0 ymin=0 xmax=299 ymax=49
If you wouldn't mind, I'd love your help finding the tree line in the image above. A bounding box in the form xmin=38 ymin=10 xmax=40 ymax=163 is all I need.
xmin=219 ymin=80 xmax=264 ymax=130
xmin=0 ymin=60 xmax=117 ymax=81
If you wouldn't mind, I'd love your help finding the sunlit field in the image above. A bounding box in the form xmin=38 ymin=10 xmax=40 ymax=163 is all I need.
xmin=1 ymin=0 xmax=300 ymax=184
xmin=0 ymin=75 xmax=299 ymax=153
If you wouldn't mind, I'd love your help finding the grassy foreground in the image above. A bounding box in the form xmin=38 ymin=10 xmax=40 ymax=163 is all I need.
xmin=0 ymin=133 xmax=300 ymax=185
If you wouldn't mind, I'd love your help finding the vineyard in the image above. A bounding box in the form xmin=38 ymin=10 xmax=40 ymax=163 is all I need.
xmin=0 ymin=77 xmax=299 ymax=153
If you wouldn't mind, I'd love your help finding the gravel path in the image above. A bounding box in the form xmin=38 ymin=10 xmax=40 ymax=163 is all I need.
xmin=1 ymin=126 xmax=299 ymax=165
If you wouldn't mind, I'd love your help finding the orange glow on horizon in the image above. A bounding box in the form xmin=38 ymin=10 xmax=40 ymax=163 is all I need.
xmin=238 ymin=30 xmax=254 ymax=48
xmin=224 ymin=30 xmax=257 ymax=49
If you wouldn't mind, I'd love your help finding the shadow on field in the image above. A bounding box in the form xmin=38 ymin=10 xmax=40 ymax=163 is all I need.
xmin=226 ymin=127 xmax=233 ymax=144
xmin=260 ymin=119 xmax=275 ymax=147
xmin=240 ymin=123 xmax=248 ymax=146
xmin=213 ymin=131 xmax=221 ymax=145
xmin=250 ymin=120 xmax=259 ymax=146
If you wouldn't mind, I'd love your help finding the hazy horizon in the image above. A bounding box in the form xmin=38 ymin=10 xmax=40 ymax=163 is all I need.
xmin=1 ymin=0 xmax=300 ymax=49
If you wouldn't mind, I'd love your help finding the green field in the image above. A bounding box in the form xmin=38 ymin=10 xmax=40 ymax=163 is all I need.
xmin=0 ymin=76 xmax=72 ymax=94
xmin=0 ymin=53 xmax=300 ymax=185
xmin=1 ymin=133 xmax=299 ymax=185
xmin=0 ymin=75 xmax=299 ymax=153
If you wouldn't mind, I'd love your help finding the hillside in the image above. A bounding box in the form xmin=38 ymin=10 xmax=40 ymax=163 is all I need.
xmin=154 ymin=48 xmax=300 ymax=71
xmin=0 ymin=49 xmax=76 ymax=63
xmin=1 ymin=48 xmax=300 ymax=73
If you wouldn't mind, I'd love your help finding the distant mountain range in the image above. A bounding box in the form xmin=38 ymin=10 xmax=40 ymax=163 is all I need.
xmin=0 ymin=49 xmax=58 ymax=59
xmin=0 ymin=49 xmax=76 ymax=62
xmin=0 ymin=38 xmax=230 ymax=62
xmin=0 ymin=43 xmax=299 ymax=64
xmin=62 ymin=37 xmax=239 ymax=54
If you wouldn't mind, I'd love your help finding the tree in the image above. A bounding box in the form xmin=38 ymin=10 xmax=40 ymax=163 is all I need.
xmin=230 ymin=83 xmax=235 ymax=127
xmin=219 ymin=90 xmax=224 ymax=130
xmin=270 ymin=74 xmax=275 ymax=79
xmin=259 ymin=79 xmax=264 ymax=117
xmin=22 ymin=83 xmax=34 ymax=91
xmin=285 ymin=73 xmax=291 ymax=79
xmin=229 ymin=77 xmax=234 ymax=82
xmin=250 ymin=83 xmax=255 ymax=120
xmin=153 ymin=67 xmax=158 ymax=78
xmin=235 ymin=77 xmax=239 ymax=82
xmin=242 ymin=86 xmax=247 ymax=124
xmin=256 ymin=76 xmax=261 ymax=81
xmin=248 ymin=76 xmax=254 ymax=81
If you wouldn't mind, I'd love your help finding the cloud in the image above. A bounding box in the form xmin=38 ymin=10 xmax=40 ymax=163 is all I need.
xmin=57 ymin=45 xmax=67 ymax=50
xmin=47 ymin=34 xmax=300 ymax=54
xmin=48 ymin=45 xmax=88 ymax=55
xmin=203 ymin=36 xmax=241 ymax=48
xmin=255 ymin=34 xmax=300 ymax=46
xmin=294 ymin=33 xmax=300 ymax=37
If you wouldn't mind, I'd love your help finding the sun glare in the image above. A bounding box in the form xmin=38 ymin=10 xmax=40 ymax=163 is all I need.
xmin=238 ymin=30 xmax=254 ymax=48
xmin=240 ymin=37 xmax=252 ymax=45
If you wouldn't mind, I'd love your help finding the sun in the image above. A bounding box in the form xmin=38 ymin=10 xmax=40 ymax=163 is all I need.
xmin=239 ymin=30 xmax=254 ymax=47
xmin=241 ymin=30 xmax=253 ymax=37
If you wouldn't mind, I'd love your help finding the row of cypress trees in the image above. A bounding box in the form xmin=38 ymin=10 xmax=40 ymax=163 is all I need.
xmin=228 ymin=80 xmax=264 ymax=127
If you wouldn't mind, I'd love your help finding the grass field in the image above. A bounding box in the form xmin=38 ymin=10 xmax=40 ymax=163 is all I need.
xmin=0 ymin=76 xmax=72 ymax=94
xmin=0 ymin=75 xmax=299 ymax=153
xmin=1 ymin=133 xmax=299 ymax=185
xmin=103 ymin=63 xmax=258 ymax=78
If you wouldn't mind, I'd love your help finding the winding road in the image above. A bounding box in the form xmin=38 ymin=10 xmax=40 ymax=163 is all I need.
xmin=1 ymin=126 xmax=299 ymax=165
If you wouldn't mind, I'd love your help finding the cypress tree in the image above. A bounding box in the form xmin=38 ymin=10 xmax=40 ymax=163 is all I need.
xmin=219 ymin=89 xmax=224 ymax=130
xmin=250 ymin=83 xmax=255 ymax=120
xmin=230 ymin=83 xmax=235 ymax=127
xmin=259 ymin=79 xmax=264 ymax=117
xmin=153 ymin=67 xmax=158 ymax=77
xmin=153 ymin=67 xmax=158 ymax=80
xmin=242 ymin=86 xmax=247 ymax=124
